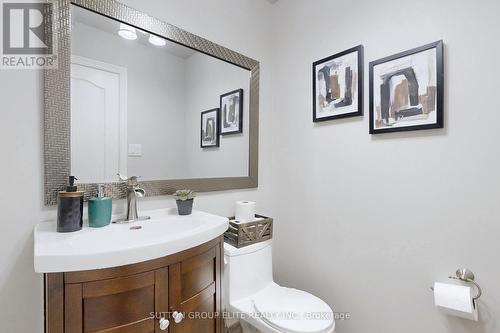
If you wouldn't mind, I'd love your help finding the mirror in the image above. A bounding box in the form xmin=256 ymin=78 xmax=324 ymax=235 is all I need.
xmin=70 ymin=5 xmax=250 ymax=183
xmin=44 ymin=0 xmax=259 ymax=205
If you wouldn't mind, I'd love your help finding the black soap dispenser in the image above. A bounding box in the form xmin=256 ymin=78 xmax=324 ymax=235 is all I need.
xmin=57 ymin=176 xmax=84 ymax=233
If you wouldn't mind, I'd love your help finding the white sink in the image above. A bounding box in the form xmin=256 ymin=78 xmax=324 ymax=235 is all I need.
xmin=34 ymin=208 xmax=229 ymax=273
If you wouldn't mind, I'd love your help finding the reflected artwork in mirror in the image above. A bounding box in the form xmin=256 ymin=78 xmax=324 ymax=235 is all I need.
xmin=201 ymin=109 xmax=220 ymax=148
xmin=44 ymin=0 xmax=260 ymax=204
xmin=220 ymin=89 xmax=243 ymax=135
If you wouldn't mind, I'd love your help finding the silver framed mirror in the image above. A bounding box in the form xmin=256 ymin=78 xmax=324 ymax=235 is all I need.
xmin=44 ymin=0 xmax=259 ymax=205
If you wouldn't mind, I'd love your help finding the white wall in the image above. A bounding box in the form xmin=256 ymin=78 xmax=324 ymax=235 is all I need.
xmin=183 ymin=52 xmax=250 ymax=178
xmin=0 ymin=1 xmax=273 ymax=332
xmin=72 ymin=21 xmax=188 ymax=180
xmin=268 ymin=0 xmax=500 ymax=333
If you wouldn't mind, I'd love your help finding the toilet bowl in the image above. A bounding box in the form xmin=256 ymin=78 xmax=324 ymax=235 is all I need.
xmin=224 ymin=240 xmax=335 ymax=333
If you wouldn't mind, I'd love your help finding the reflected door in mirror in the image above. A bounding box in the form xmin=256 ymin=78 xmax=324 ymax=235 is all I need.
xmin=71 ymin=56 xmax=127 ymax=183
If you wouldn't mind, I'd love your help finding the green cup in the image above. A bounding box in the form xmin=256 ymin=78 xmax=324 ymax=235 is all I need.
xmin=88 ymin=197 xmax=112 ymax=228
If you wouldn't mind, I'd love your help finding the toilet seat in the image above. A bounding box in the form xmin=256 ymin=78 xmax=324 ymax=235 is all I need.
xmin=250 ymin=284 xmax=334 ymax=333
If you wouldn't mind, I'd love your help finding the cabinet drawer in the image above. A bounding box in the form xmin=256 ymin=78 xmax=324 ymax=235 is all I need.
xmin=178 ymin=286 xmax=216 ymax=333
xmin=81 ymin=272 xmax=155 ymax=333
xmin=180 ymin=247 xmax=216 ymax=300
xmin=169 ymin=244 xmax=221 ymax=333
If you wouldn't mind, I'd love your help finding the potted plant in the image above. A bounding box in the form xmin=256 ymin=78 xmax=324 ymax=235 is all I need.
xmin=173 ymin=190 xmax=196 ymax=215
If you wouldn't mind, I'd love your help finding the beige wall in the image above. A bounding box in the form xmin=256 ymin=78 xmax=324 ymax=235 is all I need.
xmin=268 ymin=0 xmax=500 ymax=332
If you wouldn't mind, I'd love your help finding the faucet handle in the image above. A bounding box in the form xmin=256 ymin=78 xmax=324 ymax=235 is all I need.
xmin=117 ymin=173 xmax=140 ymax=186
xmin=117 ymin=173 xmax=128 ymax=182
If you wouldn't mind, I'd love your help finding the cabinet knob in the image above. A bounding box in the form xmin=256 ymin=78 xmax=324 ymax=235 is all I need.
xmin=159 ymin=317 xmax=170 ymax=330
xmin=172 ymin=311 xmax=184 ymax=324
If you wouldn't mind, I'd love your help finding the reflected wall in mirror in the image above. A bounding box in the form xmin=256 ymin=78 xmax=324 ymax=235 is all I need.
xmin=71 ymin=4 xmax=250 ymax=183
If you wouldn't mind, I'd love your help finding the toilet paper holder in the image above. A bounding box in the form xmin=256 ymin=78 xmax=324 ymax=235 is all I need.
xmin=431 ymin=268 xmax=482 ymax=301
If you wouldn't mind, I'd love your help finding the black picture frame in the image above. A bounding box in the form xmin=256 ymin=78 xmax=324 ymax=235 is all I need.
xmin=200 ymin=108 xmax=220 ymax=148
xmin=369 ymin=40 xmax=444 ymax=134
xmin=313 ymin=45 xmax=364 ymax=122
xmin=220 ymin=89 xmax=244 ymax=135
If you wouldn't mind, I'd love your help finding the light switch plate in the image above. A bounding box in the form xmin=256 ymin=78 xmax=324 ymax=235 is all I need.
xmin=128 ymin=144 xmax=142 ymax=157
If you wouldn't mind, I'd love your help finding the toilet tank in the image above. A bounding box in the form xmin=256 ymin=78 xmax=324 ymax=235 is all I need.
xmin=224 ymin=240 xmax=273 ymax=304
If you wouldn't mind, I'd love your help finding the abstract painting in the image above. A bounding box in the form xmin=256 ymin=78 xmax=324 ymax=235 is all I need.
xmin=220 ymin=89 xmax=243 ymax=135
xmin=369 ymin=40 xmax=444 ymax=134
xmin=313 ymin=45 xmax=363 ymax=122
xmin=200 ymin=108 xmax=220 ymax=148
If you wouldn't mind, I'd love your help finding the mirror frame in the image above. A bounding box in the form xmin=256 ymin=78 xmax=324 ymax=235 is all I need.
xmin=44 ymin=0 xmax=259 ymax=205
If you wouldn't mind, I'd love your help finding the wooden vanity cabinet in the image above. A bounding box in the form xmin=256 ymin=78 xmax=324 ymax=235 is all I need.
xmin=45 ymin=237 xmax=223 ymax=333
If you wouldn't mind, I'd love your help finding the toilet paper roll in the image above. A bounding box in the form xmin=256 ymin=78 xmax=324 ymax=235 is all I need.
xmin=433 ymin=282 xmax=478 ymax=321
xmin=235 ymin=201 xmax=256 ymax=223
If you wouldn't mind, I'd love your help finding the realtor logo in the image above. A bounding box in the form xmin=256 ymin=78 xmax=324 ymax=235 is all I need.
xmin=1 ymin=1 xmax=57 ymax=69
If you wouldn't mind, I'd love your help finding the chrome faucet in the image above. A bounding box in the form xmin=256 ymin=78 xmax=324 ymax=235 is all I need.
xmin=115 ymin=174 xmax=151 ymax=223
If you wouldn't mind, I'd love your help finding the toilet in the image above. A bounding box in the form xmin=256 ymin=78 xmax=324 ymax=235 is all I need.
xmin=224 ymin=240 xmax=335 ymax=333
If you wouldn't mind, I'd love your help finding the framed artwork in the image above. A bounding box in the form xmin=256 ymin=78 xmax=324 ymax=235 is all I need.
xmin=220 ymin=89 xmax=243 ymax=135
xmin=200 ymin=108 xmax=220 ymax=148
xmin=313 ymin=45 xmax=364 ymax=122
xmin=369 ymin=40 xmax=444 ymax=134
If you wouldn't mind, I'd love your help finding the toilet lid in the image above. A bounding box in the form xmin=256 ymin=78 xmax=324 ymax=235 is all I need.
xmin=252 ymin=285 xmax=334 ymax=333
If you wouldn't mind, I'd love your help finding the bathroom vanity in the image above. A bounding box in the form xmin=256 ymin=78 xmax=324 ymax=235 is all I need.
xmin=35 ymin=209 xmax=229 ymax=333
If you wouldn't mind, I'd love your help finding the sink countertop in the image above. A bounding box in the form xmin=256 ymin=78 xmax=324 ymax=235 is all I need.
xmin=34 ymin=208 xmax=229 ymax=273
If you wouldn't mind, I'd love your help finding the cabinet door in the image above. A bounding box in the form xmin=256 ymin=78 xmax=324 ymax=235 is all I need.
xmin=168 ymin=245 xmax=222 ymax=333
xmin=65 ymin=268 xmax=169 ymax=333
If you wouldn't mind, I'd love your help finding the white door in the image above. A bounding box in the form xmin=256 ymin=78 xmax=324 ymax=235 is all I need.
xmin=71 ymin=55 xmax=127 ymax=183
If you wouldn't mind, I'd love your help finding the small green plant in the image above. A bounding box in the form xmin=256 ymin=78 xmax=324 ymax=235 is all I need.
xmin=173 ymin=189 xmax=196 ymax=201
